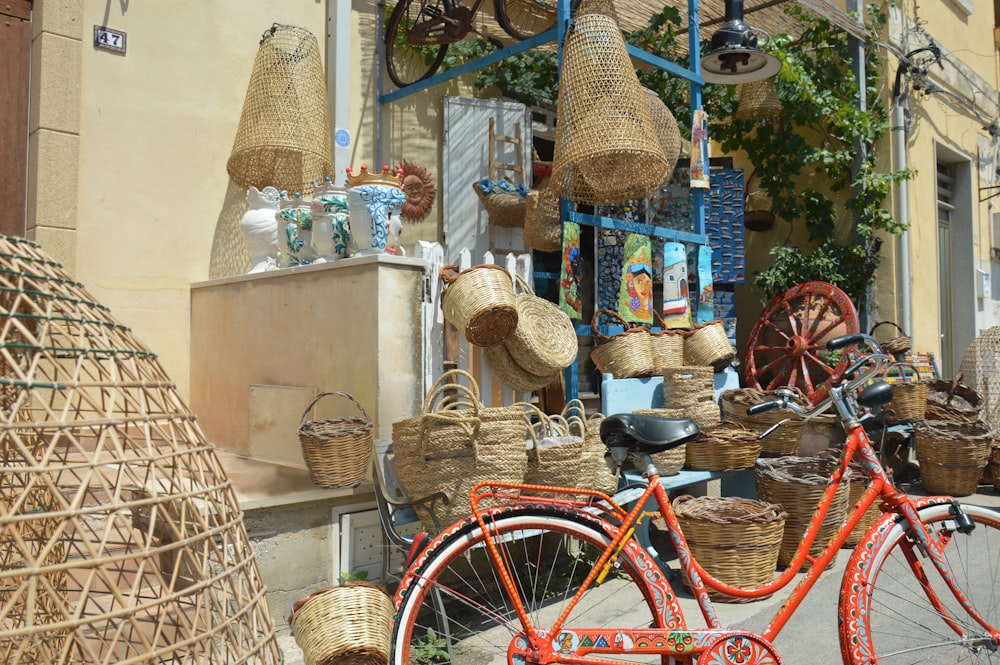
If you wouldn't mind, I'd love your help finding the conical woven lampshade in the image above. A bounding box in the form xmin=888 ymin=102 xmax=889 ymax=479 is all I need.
xmin=734 ymin=77 xmax=782 ymax=121
xmin=227 ymin=24 xmax=334 ymax=194
xmin=0 ymin=235 xmax=280 ymax=664
xmin=642 ymin=87 xmax=681 ymax=184
xmin=551 ymin=14 xmax=669 ymax=205
xmin=575 ymin=0 xmax=619 ymax=22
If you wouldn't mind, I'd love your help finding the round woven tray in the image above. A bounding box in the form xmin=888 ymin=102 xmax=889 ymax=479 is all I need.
xmin=913 ymin=419 xmax=994 ymax=496
xmin=440 ymin=263 xmax=519 ymax=347
xmin=298 ymin=392 xmax=373 ymax=489
xmin=289 ymin=582 xmax=395 ymax=665
xmin=486 ymin=343 xmax=559 ymax=392
xmin=505 ymin=276 xmax=579 ymax=375
xmin=754 ymin=456 xmax=851 ymax=567
xmin=674 ymin=495 xmax=786 ymax=602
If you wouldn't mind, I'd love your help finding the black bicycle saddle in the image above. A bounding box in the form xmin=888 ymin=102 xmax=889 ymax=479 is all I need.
xmin=599 ymin=413 xmax=700 ymax=454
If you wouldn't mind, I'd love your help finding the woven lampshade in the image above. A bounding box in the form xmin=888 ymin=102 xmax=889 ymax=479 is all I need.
xmin=642 ymin=87 xmax=681 ymax=182
xmin=0 ymin=235 xmax=280 ymax=664
xmin=575 ymin=0 xmax=619 ymax=22
xmin=734 ymin=77 xmax=782 ymax=121
xmin=551 ymin=13 xmax=669 ymax=205
xmin=227 ymin=24 xmax=334 ymax=194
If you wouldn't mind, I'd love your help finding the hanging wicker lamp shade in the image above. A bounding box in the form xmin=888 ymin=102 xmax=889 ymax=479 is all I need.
xmin=734 ymin=76 xmax=782 ymax=121
xmin=575 ymin=0 xmax=620 ymax=22
xmin=227 ymin=24 xmax=334 ymax=195
xmin=642 ymin=87 xmax=681 ymax=182
xmin=551 ymin=13 xmax=669 ymax=205
xmin=0 ymin=236 xmax=280 ymax=664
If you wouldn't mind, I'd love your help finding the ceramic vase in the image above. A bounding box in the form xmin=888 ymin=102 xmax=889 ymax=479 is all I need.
xmin=346 ymin=183 xmax=407 ymax=255
xmin=240 ymin=186 xmax=281 ymax=273
xmin=312 ymin=179 xmax=351 ymax=260
xmin=278 ymin=192 xmax=317 ymax=267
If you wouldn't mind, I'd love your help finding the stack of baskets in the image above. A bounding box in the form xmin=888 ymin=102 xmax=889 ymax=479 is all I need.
xmin=297 ymin=391 xmax=373 ymax=489
xmin=720 ymin=388 xmax=804 ymax=457
xmin=673 ymin=495 xmax=786 ymax=602
xmin=392 ymin=370 xmax=530 ymax=533
xmin=755 ymin=456 xmax=851 ymax=567
xmin=289 ymin=582 xmax=394 ymax=665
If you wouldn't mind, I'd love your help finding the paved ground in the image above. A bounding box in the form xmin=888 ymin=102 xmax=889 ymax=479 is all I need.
xmin=277 ymin=484 xmax=1000 ymax=665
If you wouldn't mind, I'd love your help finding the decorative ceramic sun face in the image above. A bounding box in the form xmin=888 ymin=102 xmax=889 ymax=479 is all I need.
xmin=398 ymin=159 xmax=437 ymax=222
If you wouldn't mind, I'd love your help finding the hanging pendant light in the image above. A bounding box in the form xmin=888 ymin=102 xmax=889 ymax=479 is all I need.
xmin=702 ymin=0 xmax=782 ymax=84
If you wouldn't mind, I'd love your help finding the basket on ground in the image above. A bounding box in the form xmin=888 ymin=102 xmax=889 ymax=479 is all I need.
xmin=298 ymin=391 xmax=373 ymax=489
xmin=440 ymin=263 xmax=518 ymax=347
xmin=755 ymin=456 xmax=851 ymax=567
xmin=289 ymin=582 xmax=394 ymax=665
xmin=924 ymin=379 xmax=982 ymax=423
xmin=913 ymin=419 xmax=994 ymax=496
xmin=589 ymin=308 xmax=654 ymax=378
xmin=674 ymin=495 xmax=786 ymax=602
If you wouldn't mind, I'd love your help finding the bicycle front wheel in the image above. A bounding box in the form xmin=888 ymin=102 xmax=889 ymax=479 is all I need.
xmin=385 ymin=0 xmax=450 ymax=88
xmin=493 ymin=0 xmax=557 ymax=41
xmin=391 ymin=507 xmax=678 ymax=665
xmin=840 ymin=502 xmax=1000 ymax=664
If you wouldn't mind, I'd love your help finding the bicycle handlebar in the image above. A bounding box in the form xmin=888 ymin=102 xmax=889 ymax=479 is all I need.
xmin=745 ymin=333 xmax=893 ymax=422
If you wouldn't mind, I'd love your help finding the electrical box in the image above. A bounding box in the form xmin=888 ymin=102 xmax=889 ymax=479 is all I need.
xmin=977 ymin=269 xmax=991 ymax=299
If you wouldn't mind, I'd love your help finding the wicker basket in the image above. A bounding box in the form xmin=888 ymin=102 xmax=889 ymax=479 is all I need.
xmin=524 ymin=409 xmax=585 ymax=487
xmin=650 ymin=311 xmax=684 ymax=373
xmin=870 ymin=321 xmax=912 ymax=356
xmin=522 ymin=186 xmax=563 ymax=253
xmin=674 ymin=495 xmax=786 ymax=602
xmin=683 ymin=320 xmax=735 ymax=371
xmin=884 ymin=363 xmax=927 ymax=424
xmin=632 ymin=408 xmax=686 ymax=475
xmin=289 ymin=582 xmax=394 ymax=665
xmin=991 ymin=444 xmax=1000 ymax=493
xmin=485 ymin=343 xmax=559 ymax=392
xmin=563 ymin=402 xmax=618 ymax=494
xmin=298 ymin=392 xmax=373 ymax=489
xmin=505 ymin=276 xmax=579 ymax=375
xmin=440 ymin=263 xmax=518 ymax=347
xmin=734 ymin=78 xmax=781 ymax=121
xmin=685 ymin=421 xmax=762 ymax=472
xmin=589 ymin=308 xmax=655 ymax=378
xmin=755 ymin=456 xmax=851 ymax=567
xmin=924 ymin=378 xmax=982 ymax=423
xmin=473 ymin=178 xmax=528 ymax=228
xmin=914 ymin=419 xmax=994 ymax=496
xmin=720 ymin=388 xmax=803 ymax=457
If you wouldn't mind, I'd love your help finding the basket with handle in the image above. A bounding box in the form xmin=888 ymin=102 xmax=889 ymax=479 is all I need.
xmin=720 ymin=388 xmax=803 ymax=456
xmin=472 ymin=177 xmax=528 ymax=228
xmin=883 ymin=363 xmax=927 ymax=423
xmin=870 ymin=320 xmax=912 ymax=356
xmin=298 ymin=391 xmax=373 ymax=489
xmin=683 ymin=319 xmax=735 ymax=371
xmin=632 ymin=408 xmax=687 ymax=475
xmin=650 ymin=310 xmax=684 ymax=373
xmin=524 ymin=406 xmax=585 ymax=487
xmin=924 ymin=375 xmax=982 ymax=423
xmin=674 ymin=495 xmax=786 ymax=602
xmin=589 ymin=308 xmax=655 ymax=379
xmin=288 ymin=582 xmax=394 ymax=665
xmin=913 ymin=419 xmax=994 ymax=496
xmin=684 ymin=420 xmax=762 ymax=472
xmin=440 ymin=263 xmax=518 ymax=347
xmin=562 ymin=400 xmax=617 ymax=493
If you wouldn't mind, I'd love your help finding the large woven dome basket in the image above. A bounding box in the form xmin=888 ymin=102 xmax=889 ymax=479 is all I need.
xmin=551 ymin=13 xmax=669 ymax=205
xmin=0 ymin=236 xmax=280 ymax=664
xmin=504 ymin=276 xmax=579 ymax=375
xmin=227 ymin=24 xmax=334 ymax=194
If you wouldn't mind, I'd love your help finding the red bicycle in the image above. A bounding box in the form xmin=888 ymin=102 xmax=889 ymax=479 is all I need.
xmin=391 ymin=333 xmax=1000 ymax=664
xmin=385 ymin=0 xmax=574 ymax=88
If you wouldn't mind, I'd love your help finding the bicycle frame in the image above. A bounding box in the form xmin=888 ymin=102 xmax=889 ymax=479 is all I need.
xmin=406 ymin=0 xmax=490 ymax=45
xmin=467 ymin=409 xmax=996 ymax=663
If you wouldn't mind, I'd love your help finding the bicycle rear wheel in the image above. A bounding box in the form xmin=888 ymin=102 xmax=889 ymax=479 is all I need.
xmin=391 ymin=507 xmax=678 ymax=665
xmin=493 ymin=0 xmax=557 ymax=41
xmin=385 ymin=0 xmax=451 ymax=88
xmin=839 ymin=502 xmax=1000 ymax=664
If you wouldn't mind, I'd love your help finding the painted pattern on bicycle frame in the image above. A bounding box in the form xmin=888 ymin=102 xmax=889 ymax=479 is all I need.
xmin=699 ymin=634 xmax=782 ymax=665
xmin=392 ymin=503 xmax=688 ymax=630
xmin=837 ymin=496 xmax=994 ymax=664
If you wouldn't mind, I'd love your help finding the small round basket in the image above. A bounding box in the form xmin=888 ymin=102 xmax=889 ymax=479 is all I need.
xmin=440 ymin=263 xmax=519 ymax=347
xmin=685 ymin=421 xmax=762 ymax=472
xmin=883 ymin=363 xmax=927 ymax=424
xmin=870 ymin=321 xmax=912 ymax=357
xmin=298 ymin=392 xmax=373 ymax=489
xmin=589 ymin=308 xmax=655 ymax=379
xmin=755 ymin=456 xmax=851 ymax=567
xmin=473 ymin=177 xmax=528 ymax=228
xmin=683 ymin=320 xmax=735 ymax=371
xmin=913 ymin=419 xmax=994 ymax=496
xmin=674 ymin=495 xmax=786 ymax=602
xmin=289 ymin=582 xmax=394 ymax=665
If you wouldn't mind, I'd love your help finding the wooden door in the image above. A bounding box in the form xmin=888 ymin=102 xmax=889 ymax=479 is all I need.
xmin=0 ymin=0 xmax=31 ymax=237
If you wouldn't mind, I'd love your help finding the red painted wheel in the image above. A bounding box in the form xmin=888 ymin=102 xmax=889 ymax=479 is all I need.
xmin=744 ymin=281 xmax=860 ymax=404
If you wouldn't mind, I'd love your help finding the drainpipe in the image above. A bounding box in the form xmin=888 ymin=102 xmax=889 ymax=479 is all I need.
xmin=328 ymin=0 xmax=354 ymax=184
xmin=892 ymin=100 xmax=913 ymax=336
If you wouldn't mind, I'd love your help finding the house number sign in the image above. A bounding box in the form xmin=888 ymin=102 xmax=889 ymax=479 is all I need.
xmin=94 ymin=26 xmax=126 ymax=54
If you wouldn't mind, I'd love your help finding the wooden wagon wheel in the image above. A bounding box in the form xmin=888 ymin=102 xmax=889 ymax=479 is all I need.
xmin=744 ymin=281 xmax=860 ymax=404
